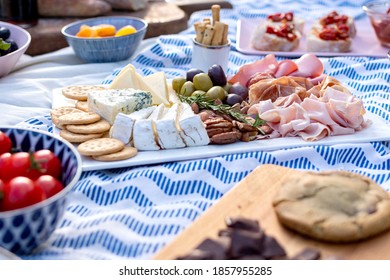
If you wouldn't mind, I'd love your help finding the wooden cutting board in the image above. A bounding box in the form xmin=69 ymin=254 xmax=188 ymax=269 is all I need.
xmin=154 ymin=164 xmax=390 ymax=260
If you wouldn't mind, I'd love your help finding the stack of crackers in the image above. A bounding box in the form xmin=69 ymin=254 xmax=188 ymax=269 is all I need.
xmin=194 ymin=5 xmax=229 ymax=46
xmin=51 ymin=85 xmax=138 ymax=162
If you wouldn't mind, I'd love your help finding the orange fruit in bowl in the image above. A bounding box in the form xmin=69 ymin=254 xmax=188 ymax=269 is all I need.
xmin=76 ymin=25 xmax=98 ymax=38
xmin=115 ymin=25 xmax=137 ymax=37
xmin=95 ymin=24 xmax=116 ymax=37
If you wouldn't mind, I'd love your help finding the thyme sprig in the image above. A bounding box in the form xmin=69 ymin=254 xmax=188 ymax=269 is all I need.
xmin=179 ymin=94 xmax=266 ymax=134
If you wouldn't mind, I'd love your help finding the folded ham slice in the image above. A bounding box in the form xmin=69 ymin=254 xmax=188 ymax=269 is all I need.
xmin=254 ymin=87 xmax=367 ymax=141
xmin=248 ymin=76 xmax=313 ymax=104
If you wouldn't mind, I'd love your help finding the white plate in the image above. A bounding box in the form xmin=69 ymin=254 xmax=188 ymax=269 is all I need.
xmin=52 ymin=88 xmax=390 ymax=171
xmin=236 ymin=18 xmax=388 ymax=57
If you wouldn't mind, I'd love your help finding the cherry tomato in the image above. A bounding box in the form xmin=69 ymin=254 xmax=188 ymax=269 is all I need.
xmin=0 ymin=131 xmax=12 ymax=155
xmin=1 ymin=150 xmax=62 ymax=182
xmin=33 ymin=150 xmax=62 ymax=179
xmin=0 ymin=179 xmax=4 ymax=211
xmin=2 ymin=177 xmax=46 ymax=211
xmin=35 ymin=175 xmax=64 ymax=198
xmin=0 ymin=152 xmax=11 ymax=180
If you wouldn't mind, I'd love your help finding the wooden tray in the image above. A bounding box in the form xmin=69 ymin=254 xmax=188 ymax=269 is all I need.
xmin=154 ymin=164 xmax=390 ymax=260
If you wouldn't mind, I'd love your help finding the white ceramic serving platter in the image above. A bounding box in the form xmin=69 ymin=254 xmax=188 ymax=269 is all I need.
xmin=52 ymin=88 xmax=390 ymax=171
xmin=236 ymin=18 xmax=388 ymax=57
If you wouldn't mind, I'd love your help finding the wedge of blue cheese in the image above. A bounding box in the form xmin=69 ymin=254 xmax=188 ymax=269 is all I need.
xmin=87 ymin=89 xmax=152 ymax=124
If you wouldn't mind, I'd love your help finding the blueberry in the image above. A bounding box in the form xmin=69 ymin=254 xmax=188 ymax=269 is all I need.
xmin=0 ymin=26 xmax=11 ymax=40
xmin=6 ymin=39 xmax=18 ymax=52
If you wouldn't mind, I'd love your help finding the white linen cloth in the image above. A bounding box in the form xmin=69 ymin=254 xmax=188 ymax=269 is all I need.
xmin=0 ymin=0 xmax=389 ymax=260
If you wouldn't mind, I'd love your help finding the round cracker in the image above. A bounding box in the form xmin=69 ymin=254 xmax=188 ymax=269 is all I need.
xmin=51 ymin=106 xmax=84 ymax=125
xmin=58 ymin=112 xmax=101 ymax=125
xmin=60 ymin=129 xmax=103 ymax=143
xmin=66 ymin=119 xmax=111 ymax=134
xmin=93 ymin=146 xmax=138 ymax=162
xmin=62 ymin=85 xmax=106 ymax=101
xmin=273 ymin=171 xmax=390 ymax=242
xmin=75 ymin=100 xmax=89 ymax=112
xmin=77 ymin=138 xmax=125 ymax=156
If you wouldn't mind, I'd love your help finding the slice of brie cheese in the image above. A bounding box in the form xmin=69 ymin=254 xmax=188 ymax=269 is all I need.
xmin=178 ymin=102 xmax=210 ymax=147
xmin=155 ymin=103 xmax=186 ymax=149
xmin=133 ymin=103 xmax=166 ymax=151
xmin=110 ymin=106 xmax=156 ymax=145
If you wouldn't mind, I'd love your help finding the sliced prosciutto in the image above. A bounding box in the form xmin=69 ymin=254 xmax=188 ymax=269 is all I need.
xmin=228 ymin=54 xmax=279 ymax=85
xmin=289 ymin=53 xmax=324 ymax=78
xmin=254 ymin=87 xmax=368 ymax=141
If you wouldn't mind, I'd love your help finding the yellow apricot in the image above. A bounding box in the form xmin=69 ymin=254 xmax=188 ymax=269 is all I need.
xmin=76 ymin=25 xmax=98 ymax=38
xmin=115 ymin=25 xmax=137 ymax=37
xmin=95 ymin=24 xmax=116 ymax=37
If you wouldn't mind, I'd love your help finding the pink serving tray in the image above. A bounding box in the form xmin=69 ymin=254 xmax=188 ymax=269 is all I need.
xmin=236 ymin=18 xmax=388 ymax=57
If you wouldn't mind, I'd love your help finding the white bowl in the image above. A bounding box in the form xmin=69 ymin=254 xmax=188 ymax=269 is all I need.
xmin=0 ymin=21 xmax=31 ymax=78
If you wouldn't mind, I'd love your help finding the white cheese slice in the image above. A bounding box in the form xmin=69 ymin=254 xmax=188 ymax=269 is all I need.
xmin=136 ymin=72 xmax=170 ymax=106
xmin=87 ymin=88 xmax=152 ymax=125
xmin=155 ymin=103 xmax=186 ymax=149
xmin=133 ymin=104 xmax=166 ymax=151
xmin=143 ymin=72 xmax=170 ymax=105
xmin=110 ymin=106 xmax=156 ymax=145
xmin=109 ymin=64 xmax=140 ymax=89
xmin=178 ymin=102 xmax=210 ymax=147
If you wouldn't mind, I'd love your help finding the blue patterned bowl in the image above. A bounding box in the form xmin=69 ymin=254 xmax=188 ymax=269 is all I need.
xmin=61 ymin=16 xmax=148 ymax=63
xmin=0 ymin=127 xmax=82 ymax=255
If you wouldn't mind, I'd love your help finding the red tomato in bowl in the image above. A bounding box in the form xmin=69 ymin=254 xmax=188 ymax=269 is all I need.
xmin=0 ymin=152 xmax=11 ymax=180
xmin=33 ymin=149 xmax=62 ymax=179
xmin=1 ymin=150 xmax=62 ymax=182
xmin=0 ymin=131 xmax=12 ymax=155
xmin=2 ymin=177 xmax=46 ymax=211
xmin=35 ymin=175 xmax=64 ymax=198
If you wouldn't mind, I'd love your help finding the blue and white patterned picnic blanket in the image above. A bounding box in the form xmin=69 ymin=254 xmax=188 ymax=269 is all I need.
xmin=19 ymin=0 xmax=390 ymax=259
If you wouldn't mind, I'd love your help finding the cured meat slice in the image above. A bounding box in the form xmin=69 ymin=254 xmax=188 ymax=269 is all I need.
xmin=289 ymin=53 xmax=324 ymax=78
xmin=228 ymin=54 xmax=279 ymax=85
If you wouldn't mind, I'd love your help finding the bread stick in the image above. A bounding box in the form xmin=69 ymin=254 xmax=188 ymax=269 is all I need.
xmin=222 ymin=23 xmax=229 ymax=45
xmin=202 ymin=24 xmax=215 ymax=45
xmin=194 ymin=22 xmax=206 ymax=43
xmin=211 ymin=5 xmax=220 ymax=24
xmin=211 ymin=21 xmax=225 ymax=45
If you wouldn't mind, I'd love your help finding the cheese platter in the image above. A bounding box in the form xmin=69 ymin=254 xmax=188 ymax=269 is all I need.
xmin=50 ymin=53 xmax=390 ymax=171
xmin=52 ymin=85 xmax=390 ymax=171
xmin=154 ymin=164 xmax=390 ymax=260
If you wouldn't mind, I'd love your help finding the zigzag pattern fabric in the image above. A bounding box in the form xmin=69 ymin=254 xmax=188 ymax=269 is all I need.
xmin=20 ymin=0 xmax=390 ymax=259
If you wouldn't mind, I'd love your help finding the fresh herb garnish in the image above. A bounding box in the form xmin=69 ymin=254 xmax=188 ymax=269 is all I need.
xmin=179 ymin=93 xmax=266 ymax=133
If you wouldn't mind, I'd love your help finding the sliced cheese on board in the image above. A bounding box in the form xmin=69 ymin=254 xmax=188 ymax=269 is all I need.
xmin=110 ymin=64 xmax=170 ymax=106
xmin=133 ymin=104 xmax=166 ymax=151
xmin=110 ymin=106 xmax=156 ymax=145
xmin=155 ymin=103 xmax=186 ymax=149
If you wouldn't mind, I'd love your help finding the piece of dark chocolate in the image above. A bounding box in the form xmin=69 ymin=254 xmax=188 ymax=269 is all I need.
xmin=291 ymin=248 xmax=321 ymax=260
xmin=225 ymin=216 xmax=261 ymax=232
xmin=261 ymin=235 xmax=287 ymax=259
xmin=228 ymin=229 xmax=265 ymax=259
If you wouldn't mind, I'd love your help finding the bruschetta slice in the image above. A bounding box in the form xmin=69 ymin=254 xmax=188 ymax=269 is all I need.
xmin=251 ymin=22 xmax=301 ymax=52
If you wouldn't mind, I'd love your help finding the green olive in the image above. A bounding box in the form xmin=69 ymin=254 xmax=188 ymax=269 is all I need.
xmin=191 ymin=90 xmax=206 ymax=97
xmin=223 ymin=82 xmax=232 ymax=93
xmin=172 ymin=77 xmax=186 ymax=93
xmin=193 ymin=73 xmax=213 ymax=92
xmin=180 ymin=81 xmax=195 ymax=96
xmin=206 ymin=86 xmax=227 ymax=101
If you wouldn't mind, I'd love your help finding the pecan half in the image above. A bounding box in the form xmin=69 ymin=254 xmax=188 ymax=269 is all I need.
xmin=211 ymin=131 xmax=242 ymax=145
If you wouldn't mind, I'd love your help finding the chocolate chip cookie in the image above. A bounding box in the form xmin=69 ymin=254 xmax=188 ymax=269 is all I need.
xmin=273 ymin=171 xmax=390 ymax=242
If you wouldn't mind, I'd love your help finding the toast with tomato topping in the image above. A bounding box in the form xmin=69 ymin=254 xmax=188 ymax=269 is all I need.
xmin=307 ymin=11 xmax=355 ymax=53
xmin=251 ymin=22 xmax=301 ymax=52
xmin=266 ymin=12 xmax=305 ymax=33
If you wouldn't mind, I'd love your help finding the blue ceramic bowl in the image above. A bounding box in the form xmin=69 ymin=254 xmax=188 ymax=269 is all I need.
xmin=61 ymin=16 xmax=148 ymax=63
xmin=0 ymin=127 xmax=82 ymax=255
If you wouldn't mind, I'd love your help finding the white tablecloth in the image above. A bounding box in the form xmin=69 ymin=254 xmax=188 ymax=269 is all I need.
xmin=0 ymin=0 xmax=389 ymax=260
